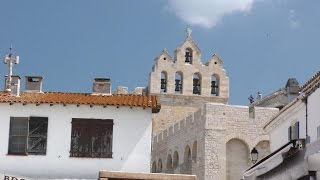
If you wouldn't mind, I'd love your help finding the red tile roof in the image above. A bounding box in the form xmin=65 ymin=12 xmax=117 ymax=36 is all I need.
xmin=0 ymin=91 xmax=161 ymax=113
xmin=301 ymin=70 xmax=320 ymax=97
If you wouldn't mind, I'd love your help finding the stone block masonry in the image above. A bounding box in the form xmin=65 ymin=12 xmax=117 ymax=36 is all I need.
xmin=152 ymin=103 xmax=278 ymax=180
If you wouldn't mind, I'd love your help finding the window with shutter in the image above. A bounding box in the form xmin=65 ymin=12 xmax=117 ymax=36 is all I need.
xmin=8 ymin=117 xmax=48 ymax=155
xmin=70 ymin=118 xmax=113 ymax=158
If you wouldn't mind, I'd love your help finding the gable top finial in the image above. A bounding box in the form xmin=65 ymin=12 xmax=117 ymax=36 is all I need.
xmin=186 ymin=26 xmax=192 ymax=38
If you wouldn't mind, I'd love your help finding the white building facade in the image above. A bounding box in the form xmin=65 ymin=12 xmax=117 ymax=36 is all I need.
xmin=0 ymin=77 xmax=160 ymax=179
xmin=243 ymin=71 xmax=320 ymax=180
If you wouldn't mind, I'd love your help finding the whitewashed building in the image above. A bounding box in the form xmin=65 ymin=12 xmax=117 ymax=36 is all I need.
xmin=0 ymin=76 xmax=160 ymax=179
xmin=243 ymin=71 xmax=320 ymax=180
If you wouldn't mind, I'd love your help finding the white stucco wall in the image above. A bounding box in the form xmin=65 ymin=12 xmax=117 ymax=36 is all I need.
xmin=266 ymin=100 xmax=306 ymax=151
xmin=308 ymin=88 xmax=320 ymax=143
xmin=0 ymin=103 xmax=152 ymax=179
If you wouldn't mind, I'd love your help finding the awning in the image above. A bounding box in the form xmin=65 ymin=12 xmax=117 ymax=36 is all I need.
xmin=243 ymin=139 xmax=305 ymax=180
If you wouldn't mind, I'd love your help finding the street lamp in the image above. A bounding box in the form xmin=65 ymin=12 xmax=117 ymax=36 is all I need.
xmin=250 ymin=147 xmax=259 ymax=164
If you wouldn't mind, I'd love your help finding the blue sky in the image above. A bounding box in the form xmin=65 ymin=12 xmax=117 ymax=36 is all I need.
xmin=0 ymin=0 xmax=319 ymax=105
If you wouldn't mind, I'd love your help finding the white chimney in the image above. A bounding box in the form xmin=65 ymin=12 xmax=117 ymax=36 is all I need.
xmin=116 ymin=86 xmax=128 ymax=95
xmin=5 ymin=75 xmax=21 ymax=96
xmin=92 ymin=78 xmax=111 ymax=95
xmin=25 ymin=76 xmax=43 ymax=93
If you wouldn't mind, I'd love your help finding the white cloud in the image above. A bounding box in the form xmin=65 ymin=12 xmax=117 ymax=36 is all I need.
xmin=289 ymin=9 xmax=299 ymax=29
xmin=165 ymin=0 xmax=257 ymax=29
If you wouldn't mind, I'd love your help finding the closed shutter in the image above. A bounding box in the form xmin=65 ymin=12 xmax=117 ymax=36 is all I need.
xmin=28 ymin=117 xmax=48 ymax=155
xmin=288 ymin=126 xmax=292 ymax=141
xmin=70 ymin=118 xmax=113 ymax=158
xmin=295 ymin=121 xmax=299 ymax=139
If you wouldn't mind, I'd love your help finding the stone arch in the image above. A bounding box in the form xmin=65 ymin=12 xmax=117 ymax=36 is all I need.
xmin=253 ymin=135 xmax=269 ymax=148
xmin=225 ymin=133 xmax=251 ymax=150
xmin=175 ymin=72 xmax=183 ymax=94
xmin=255 ymin=140 xmax=271 ymax=161
xmin=166 ymin=154 xmax=174 ymax=173
xmin=173 ymin=151 xmax=179 ymax=169
xmin=211 ymin=74 xmax=220 ymax=96
xmin=193 ymin=73 xmax=201 ymax=95
xmin=185 ymin=47 xmax=193 ymax=64
xmin=151 ymin=161 xmax=157 ymax=173
xmin=192 ymin=141 xmax=197 ymax=163
xmin=157 ymin=159 xmax=163 ymax=173
xmin=160 ymin=71 xmax=167 ymax=93
xmin=182 ymin=145 xmax=192 ymax=174
xmin=226 ymin=138 xmax=250 ymax=180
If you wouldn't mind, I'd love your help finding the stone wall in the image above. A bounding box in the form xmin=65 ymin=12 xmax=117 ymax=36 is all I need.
xmin=152 ymin=103 xmax=279 ymax=180
xmin=152 ymin=94 xmax=227 ymax=135
xmin=152 ymin=108 xmax=206 ymax=179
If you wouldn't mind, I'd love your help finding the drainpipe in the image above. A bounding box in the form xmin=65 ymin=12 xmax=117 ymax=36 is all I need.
xmin=305 ymin=97 xmax=309 ymax=143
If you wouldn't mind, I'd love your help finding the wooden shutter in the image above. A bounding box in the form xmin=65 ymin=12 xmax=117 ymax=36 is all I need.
xmin=288 ymin=126 xmax=292 ymax=141
xmin=295 ymin=121 xmax=299 ymax=139
xmin=70 ymin=118 xmax=113 ymax=158
xmin=28 ymin=117 xmax=48 ymax=155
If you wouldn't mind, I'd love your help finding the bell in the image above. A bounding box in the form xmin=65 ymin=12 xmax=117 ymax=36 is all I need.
xmin=161 ymin=79 xmax=166 ymax=90
xmin=175 ymin=80 xmax=181 ymax=92
xmin=193 ymin=86 xmax=200 ymax=94
xmin=211 ymin=81 xmax=217 ymax=95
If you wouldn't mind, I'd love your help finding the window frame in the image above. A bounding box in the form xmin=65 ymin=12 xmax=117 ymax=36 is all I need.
xmin=8 ymin=116 xmax=48 ymax=156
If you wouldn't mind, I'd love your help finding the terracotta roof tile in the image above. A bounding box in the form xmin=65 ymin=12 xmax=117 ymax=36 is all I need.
xmin=301 ymin=70 xmax=320 ymax=97
xmin=0 ymin=91 xmax=161 ymax=113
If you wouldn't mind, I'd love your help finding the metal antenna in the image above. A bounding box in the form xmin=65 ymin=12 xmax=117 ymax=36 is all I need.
xmin=3 ymin=45 xmax=19 ymax=91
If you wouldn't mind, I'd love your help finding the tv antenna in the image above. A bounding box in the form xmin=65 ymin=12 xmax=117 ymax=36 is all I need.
xmin=3 ymin=45 xmax=19 ymax=91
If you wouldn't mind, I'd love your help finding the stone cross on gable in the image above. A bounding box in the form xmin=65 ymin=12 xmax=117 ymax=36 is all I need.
xmin=186 ymin=27 xmax=192 ymax=38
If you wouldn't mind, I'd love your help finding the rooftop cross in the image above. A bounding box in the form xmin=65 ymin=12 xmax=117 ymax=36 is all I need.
xmin=186 ymin=26 xmax=192 ymax=38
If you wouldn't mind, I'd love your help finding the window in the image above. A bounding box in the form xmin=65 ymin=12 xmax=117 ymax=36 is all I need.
xmin=288 ymin=121 xmax=299 ymax=141
xmin=70 ymin=118 xmax=113 ymax=158
xmin=8 ymin=117 xmax=48 ymax=155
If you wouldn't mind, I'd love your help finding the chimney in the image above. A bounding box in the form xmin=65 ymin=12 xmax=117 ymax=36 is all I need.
xmin=25 ymin=76 xmax=43 ymax=93
xmin=5 ymin=75 xmax=21 ymax=96
xmin=92 ymin=78 xmax=111 ymax=95
xmin=116 ymin=86 xmax=128 ymax=95
xmin=133 ymin=87 xmax=147 ymax=95
xmin=285 ymin=78 xmax=300 ymax=94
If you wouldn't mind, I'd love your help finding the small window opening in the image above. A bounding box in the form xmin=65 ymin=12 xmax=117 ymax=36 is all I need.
xmin=28 ymin=77 xmax=40 ymax=82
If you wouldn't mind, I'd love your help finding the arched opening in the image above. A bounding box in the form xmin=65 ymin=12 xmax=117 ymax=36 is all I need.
xmin=175 ymin=72 xmax=183 ymax=94
xmin=173 ymin=151 xmax=179 ymax=169
xmin=157 ymin=159 xmax=163 ymax=173
xmin=255 ymin=140 xmax=270 ymax=161
xmin=166 ymin=154 xmax=174 ymax=174
xmin=226 ymin=139 xmax=249 ymax=180
xmin=193 ymin=73 xmax=201 ymax=95
xmin=211 ymin=75 xmax=219 ymax=96
xmin=185 ymin=48 xmax=193 ymax=64
xmin=151 ymin=161 xmax=157 ymax=173
xmin=160 ymin=72 xmax=167 ymax=93
xmin=192 ymin=141 xmax=197 ymax=163
xmin=181 ymin=145 xmax=192 ymax=174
